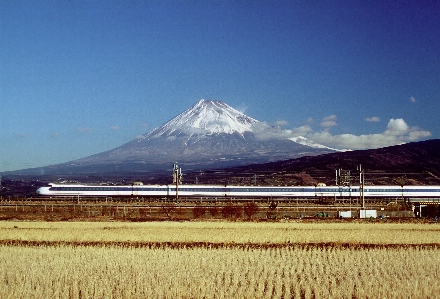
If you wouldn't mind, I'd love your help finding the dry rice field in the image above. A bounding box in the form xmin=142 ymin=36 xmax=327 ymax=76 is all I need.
xmin=1 ymin=221 xmax=439 ymax=298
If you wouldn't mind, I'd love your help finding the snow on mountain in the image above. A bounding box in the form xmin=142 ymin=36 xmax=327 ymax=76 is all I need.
xmin=289 ymin=136 xmax=343 ymax=152
xmin=141 ymin=99 xmax=260 ymax=138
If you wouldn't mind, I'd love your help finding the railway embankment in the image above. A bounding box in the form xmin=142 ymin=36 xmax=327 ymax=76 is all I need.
xmin=0 ymin=199 xmax=422 ymax=221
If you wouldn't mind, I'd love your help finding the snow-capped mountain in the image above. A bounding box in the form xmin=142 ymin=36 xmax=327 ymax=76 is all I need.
xmin=28 ymin=99 xmax=335 ymax=174
xmin=140 ymin=99 xmax=332 ymax=150
xmin=144 ymin=99 xmax=259 ymax=137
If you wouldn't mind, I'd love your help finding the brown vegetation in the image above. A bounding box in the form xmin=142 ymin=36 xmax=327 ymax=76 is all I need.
xmin=1 ymin=221 xmax=439 ymax=298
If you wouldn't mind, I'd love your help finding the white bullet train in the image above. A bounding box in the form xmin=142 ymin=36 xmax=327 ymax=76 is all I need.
xmin=36 ymin=183 xmax=440 ymax=203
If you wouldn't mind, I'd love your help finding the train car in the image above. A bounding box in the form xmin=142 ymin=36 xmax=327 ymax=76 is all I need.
xmin=36 ymin=184 xmax=170 ymax=197
xmin=403 ymin=186 xmax=440 ymax=203
xmin=170 ymin=185 xmax=228 ymax=197
xmin=315 ymin=186 xmax=358 ymax=198
xmin=226 ymin=186 xmax=315 ymax=198
xmin=362 ymin=186 xmax=404 ymax=199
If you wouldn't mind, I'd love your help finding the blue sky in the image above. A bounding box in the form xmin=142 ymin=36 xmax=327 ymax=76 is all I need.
xmin=1 ymin=1 xmax=439 ymax=172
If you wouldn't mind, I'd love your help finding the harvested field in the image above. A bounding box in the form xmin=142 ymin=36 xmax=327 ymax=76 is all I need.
xmin=1 ymin=221 xmax=439 ymax=298
xmin=2 ymin=221 xmax=440 ymax=244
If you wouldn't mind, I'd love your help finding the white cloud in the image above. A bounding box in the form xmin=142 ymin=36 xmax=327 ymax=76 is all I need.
xmin=302 ymin=118 xmax=430 ymax=150
xmin=410 ymin=96 xmax=416 ymax=103
xmin=320 ymin=115 xmax=337 ymax=130
xmin=384 ymin=118 xmax=409 ymax=135
xmin=77 ymin=127 xmax=92 ymax=133
xmin=275 ymin=119 xmax=288 ymax=126
xmin=251 ymin=122 xmax=278 ymax=140
xmin=110 ymin=125 xmax=120 ymax=131
xmin=248 ymin=116 xmax=431 ymax=150
xmin=250 ymin=122 xmax=297 ymax=141
xmin=291 ymin=125 xmax=313 ymax=136
xmin=407 ymin=128 xmax=431 ymax=141
xmin=365 ymin=116 xmax=380 ymax=122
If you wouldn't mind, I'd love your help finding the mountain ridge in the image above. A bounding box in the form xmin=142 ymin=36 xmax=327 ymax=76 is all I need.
xmin=200 ymin=139 xmax=440 ymax=186
xmin=5 ymin=99 xmax=333 ymax=175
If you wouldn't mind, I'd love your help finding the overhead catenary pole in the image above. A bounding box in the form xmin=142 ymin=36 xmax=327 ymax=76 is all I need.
xmin=173 ymin=163 xmax=182 ymax=201
xmin=358 ymin=164 xmax=365 ymax=209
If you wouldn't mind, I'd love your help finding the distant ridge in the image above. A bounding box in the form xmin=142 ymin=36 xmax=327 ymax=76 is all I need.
xmin=218 ymin=139 xmax=440 ymax=186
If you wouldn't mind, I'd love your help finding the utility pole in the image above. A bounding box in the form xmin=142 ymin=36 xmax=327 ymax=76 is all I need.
xmin=358 ymin=164 xmax=365 ymax=209
xmin=172 ymin=163 xmax=182 ymax=201
xmin=336 ymin=168 xmax=351 ymax=186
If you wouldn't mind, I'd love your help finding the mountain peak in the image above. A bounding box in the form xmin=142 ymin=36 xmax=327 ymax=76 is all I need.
xmin=144 ymin=99 xmax=260 ymax=138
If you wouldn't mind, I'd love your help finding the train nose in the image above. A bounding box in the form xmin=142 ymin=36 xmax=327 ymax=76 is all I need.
xmin=36 ymin=187 xmax=48 ymax=195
